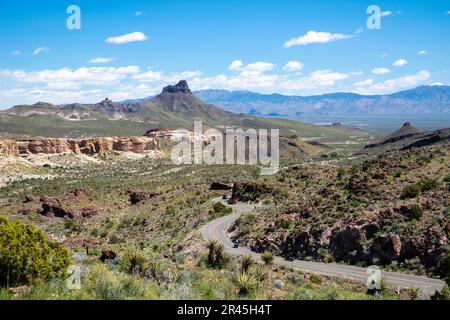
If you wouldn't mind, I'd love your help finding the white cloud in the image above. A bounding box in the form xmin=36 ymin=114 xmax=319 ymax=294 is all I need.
xmin=10 ymin=50 xmax=21 ymax=56
xmin=0 ymin=66 xmax=140 ymax=86
xmin=446 ymin=11 xmax=450 ymax=15
xmin=132 ymin=69 xmax=202 ymax=83
xmin=353 ymin=79 xmax=374 ymax=87
xmin=284 ymin=31 xmax=352 ymax=48
xmin=32 ymin=47 xmax=49 ymax=55
xmin=372 ymin=67 xmax=391 ymax=75
xmin=431 ymin=82 xmax=443 ymax=86
xmin=380 ymin=11 xmax=392 ymax=17
xmin=135 ymin=11 xmax=143 ymax=16
xmin=89 ymin=57 xmax=115 ymax=64
xmin=418 ymin=50 xmax=428 ymax=55
xmin=368 ymin=70 xmax=431 ymax=93
xmin=243 ymin=61 xmax=274 ymax=72
xmin=228 ymin=60 xmax=243 ymax=71
xmin=380 ymin=53 xmax=388 ymax=58
xmin=392 ymin=59 xmax=408 ymax=67
xmin=283 ymin=61 xmax=304 ymax=72
xmin=106 ymin=32 xmax=148 ymax=45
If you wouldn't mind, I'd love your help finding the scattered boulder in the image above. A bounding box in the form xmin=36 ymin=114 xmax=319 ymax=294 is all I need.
xmin=230 ymin=182 xmax=274 ymax=202
xmin=100 ymin=249 xmax=117 ymax=262
xmin=129 ymin=191 xmax=160 ymax=205
xmin=370 ymin=234 xmax=402 ymax=264
xmin=329 ymin=225 xmax=367 ymax=263
xmin=274 ymin=279 xmax=285 ymax=289
xmin=81 ymin=205 xmax=101 ymax=218
xmin=24 ymin=194 xmax=35 ymax=203
xmin=40 ymin=196 xmax=81 ymax=219
xmin=209 ymin=181 xmax=233 ymax=191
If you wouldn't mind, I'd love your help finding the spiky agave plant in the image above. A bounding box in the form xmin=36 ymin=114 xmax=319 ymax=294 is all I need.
xmin=206 ymin=240 xmax=230 ymax=268
xmin=232 ymin=272 xmax=259 ymax=296
xmin=261 ymin=251 xmax=274 ymax=266
xmin=240 ymin=255 xmax=255 ymax=273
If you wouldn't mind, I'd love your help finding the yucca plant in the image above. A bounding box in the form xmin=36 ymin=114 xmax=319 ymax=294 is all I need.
xmin=261 ymin=251 xmax=274 ymax=265
xmin=232 ymin=271 xmax=259 ymax=296
xmin=120 ymin=248 xmax=147 ymax=276
xmin=240 ymin=255 xmax=255 ymax=273
xmin=206 ymin=240 xmax=230 ymax=268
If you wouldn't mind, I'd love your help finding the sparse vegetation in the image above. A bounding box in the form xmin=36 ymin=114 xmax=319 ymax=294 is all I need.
xmin=261 ymin=251 xmax=274 ymax=265
xmin=206 ymin=240 xmax=230 ymax=269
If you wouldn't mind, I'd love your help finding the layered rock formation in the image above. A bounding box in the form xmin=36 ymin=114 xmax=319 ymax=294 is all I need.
xmin=0 ymin=136 xmax=159 ymax=157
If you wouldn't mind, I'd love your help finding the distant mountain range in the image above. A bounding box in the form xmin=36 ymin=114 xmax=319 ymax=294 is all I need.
xmin=0 ymin=81 xmax=360 ymax=142
xmin=193 ymin=85 xmax=450 ymax=116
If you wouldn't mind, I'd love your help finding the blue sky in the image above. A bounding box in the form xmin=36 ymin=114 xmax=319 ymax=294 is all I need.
xmin=0 ymin=0 xmax=449 ymax=107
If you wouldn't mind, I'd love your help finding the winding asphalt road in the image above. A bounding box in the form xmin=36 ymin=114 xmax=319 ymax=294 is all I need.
xmin=199 ymin=198 xmax=445 ymax=296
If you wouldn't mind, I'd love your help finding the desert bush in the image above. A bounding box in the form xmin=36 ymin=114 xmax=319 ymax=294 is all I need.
xmin=261 ymin=251 xmax=274 ymax=265
xmin=419 ymin=178 xmax=439 ymax=192
xmin=337 ymin=168 xmax=346 ymax=178
xmin=0 ymin=217 xmax=70 ymax=287
xmin=81 ymin=264 xmax=158 ymax=300
xmin=206 ymin=240 xmax=230 ymax=269
xmin=212 ymin=202 xmax=232 ymax=215
xmin=409 ymin=204 xmax=423 ymax=220
xmin=409 ymin=287 xmax=421 ymax=300
xmin=400 ymin=183 xmax=421 ymax=199
xmin=309 ymin=274 xmax=323 ymax=285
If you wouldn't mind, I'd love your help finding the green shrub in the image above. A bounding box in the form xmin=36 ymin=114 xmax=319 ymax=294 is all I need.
xmin=409 ymin=204 xmax=423 ymax=220
xmin=309 ymin=274 xmax=323 ymax=285
xmin=212 ymin=202 xmax=232 ymax=215
xmin=419 ymin=178 xmax=439 ymax=192
xmin=444 ymin=174 xmax=450 ymax=184
xmin=337 ymin=168 xmax=346 ymax=178
xmin=409 ymin=287 xmax=421 ymax=300
xmin=261 ymin=251 xmax=274 ymax=265
xmin=400 ymin=184 xmax=421 ymax=199
xmin=0 ymin=217 xmax=70 ymax=287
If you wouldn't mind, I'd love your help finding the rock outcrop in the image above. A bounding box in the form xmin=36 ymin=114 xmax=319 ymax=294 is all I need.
xmin=0 ymin=136 xmax=159 ymax=157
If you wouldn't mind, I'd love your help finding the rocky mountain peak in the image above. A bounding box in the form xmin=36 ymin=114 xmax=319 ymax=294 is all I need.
xmin=161 ymin=80 xmax=192 ymax=94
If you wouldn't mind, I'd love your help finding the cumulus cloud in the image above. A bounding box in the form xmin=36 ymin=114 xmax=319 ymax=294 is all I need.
xmin=392 ymin=59 xmax=408 ymax=67
xmin=372 ymin=67 xmax=391 ymax=75
xmin=228 ymin=60 xmax=243 ymax=71
xmin=418 ymin=50 xmax=428 ymax=55
xmin=135 ymin=11 xmax=143 ymax=16
xmin=89 ymin=57 xmax=115 ymax=64
xmin=353 ymin=79 xmax=374 ymax=87
xmin=284 ymin=31 xmax=352 ymax=48
xmin=32 ymin=47 xmax=49 ymax=55
xmin=283 ymin=61 xmax=304 ymax=72
xmin=0 ymin=66 xmax=140 ymax=87
xmin=106 ymin=32 xmax=148 ymax=45
xmin=367 ymin=70 xmax=431 ymax=93
xmin=132 ymin=69 xmax=202 ymax=83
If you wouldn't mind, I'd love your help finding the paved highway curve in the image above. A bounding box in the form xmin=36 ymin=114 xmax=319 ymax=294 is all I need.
xmin=199 ymin=198 xmax=445 ymax=296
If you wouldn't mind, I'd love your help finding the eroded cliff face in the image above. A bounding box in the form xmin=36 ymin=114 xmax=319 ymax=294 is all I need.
xmin=0 ymin=137 xmax=159 ymax=157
